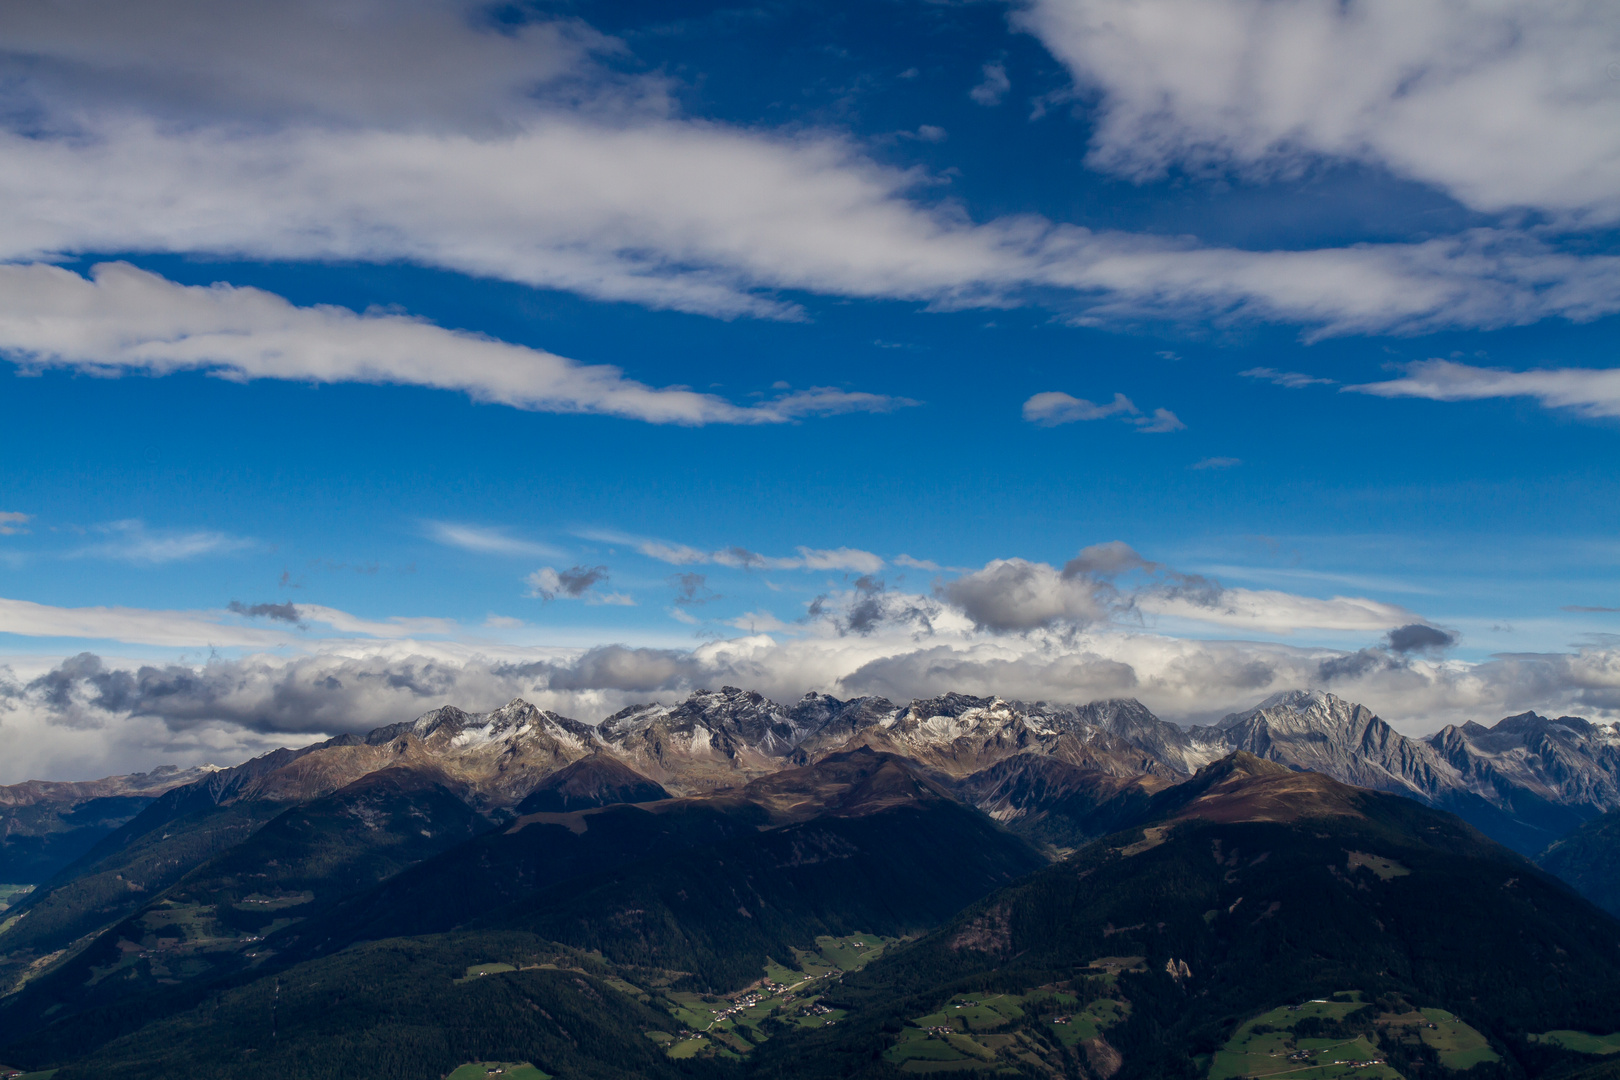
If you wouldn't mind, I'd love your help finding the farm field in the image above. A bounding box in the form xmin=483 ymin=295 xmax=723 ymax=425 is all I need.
xmin=653 ymin=933 xmax=904 ymax=1061
xmin=1529 ymin=1030 xmax=1620 ymax=1056
xmin=884 ymin=984 xmax=1120 ymax=1074
xmin=445 ymin=1061 xmax=550 ymax=1080
xmin=1210 ymin=993 xmax=1499 ymax=1079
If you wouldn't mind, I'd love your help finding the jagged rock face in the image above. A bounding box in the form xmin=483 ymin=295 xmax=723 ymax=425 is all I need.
xmin=167 ymin=699 xmax=601 ymax=810
xmin=1206 ymin=689 xmax=1463 ymax=803
xmin=1427 ymin=711 xmax=1620 ymax=812
xmin=96 ymin=686 xmax=1620 ymax=855
xmin=596 ymin=686 xmax=866 ymax=792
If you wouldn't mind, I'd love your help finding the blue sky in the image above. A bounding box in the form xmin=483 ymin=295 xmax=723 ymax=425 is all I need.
xmin=1 ymin=0 xmax=1618 ymax=781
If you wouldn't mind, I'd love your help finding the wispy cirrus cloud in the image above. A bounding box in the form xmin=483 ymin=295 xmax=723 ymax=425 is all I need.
xmin=0 ymin=511 xmax=31 ymax=535
xmin=580 ymin=528 xmax=886 ymax=574
xmin=1346 ymin=359 xmax=1620 ymax=420
xmin=71 ymin=520 xmax=252 ymax=564
xmin=425 ymin=521 xmax=565 ymax=559
xmin=0 ymin=595 xmax=455 ymax=647
xmin=1241 ymin=367 xmax=1336 ymax=389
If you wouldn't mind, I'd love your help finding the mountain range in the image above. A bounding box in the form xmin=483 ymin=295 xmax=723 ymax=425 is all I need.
xmin=4 ymin=685 xmax=1620 ymax=1079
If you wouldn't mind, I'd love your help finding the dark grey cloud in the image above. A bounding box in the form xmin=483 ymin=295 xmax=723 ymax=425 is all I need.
xmin=228 ymin=600 xmax=302 ymax=623
xmin=806 ymin=576 xmax=937 ymax=637
xmin=526 ymin=646 xmax=698 ymax=693
xmin=1385 ymin=623 xmax=1458 ymax=654
xmin=671 ymin=572 xmax=719 ymax=606
xmin=527 ymin=564 xmax=610 ymax=601
xmin=1317 ymin=648 xmax=1398 ymax=683
xmin=1061 ymin=540 xmax=1157 ymax=578
xmin=556 ymin=565 xmax=608 ymax=597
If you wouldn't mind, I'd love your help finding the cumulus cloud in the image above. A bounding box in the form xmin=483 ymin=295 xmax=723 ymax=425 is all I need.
xmin=0 ymin=511 xmax=31 ymax=535
xmin=1018 ymin=0 xmax=1620 ymax=223
xmin=970 ymin=62 xmax=1011 ymax=106
xmin=9 ymin=623 xmax=1620 ymax=782
xmin=0 ymin=263 xmax=909 ymax=425
xmin=1346 ymin=359 xmax=1620 ymax=420
xmin=1023 ymin=391 xmax=1184 ymax=432
xmin=940 ymin=558 xmax=1114 ymax=632
xmin=525 ymin=565 xmax=631 ymax=605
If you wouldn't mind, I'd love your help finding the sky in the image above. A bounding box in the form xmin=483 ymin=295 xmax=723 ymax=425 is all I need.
xmin=2 ymin=0 xmax=1620 ymax=782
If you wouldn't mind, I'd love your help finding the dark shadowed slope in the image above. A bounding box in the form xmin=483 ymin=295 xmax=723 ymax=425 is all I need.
xmin=515 ymin=754 xmax=669 ymax=813
xmin=1538 ymin=807 xmax=1620 ymax=917
xmin=752 ymin=752 xmax=1620 ymax=1080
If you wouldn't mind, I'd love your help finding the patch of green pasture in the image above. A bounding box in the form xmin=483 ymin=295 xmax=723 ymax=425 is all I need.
xmin=667 ymin=1037 xmax=710 ymax=1059
xmin=454 ymin=962 xmax=516 ymax=984
xmin=1414 ymin=1010 xmax=1498 ymax=1069
xmin=445 ymin=1062 xmax=550 ymax=1080
xmin=1050 ymin=998 xmax=1126 ymax=1045
xmin=644 ymin=1030 xmax=674 ymax=1045
xmin=886 ymin=1038 xmax=969 ymax=1063
xmin=1531 ymin=1030 xmax=1620 ymax=1056
xmin=899 ymin=1060 xmax=986 ymax=1073
xmin=1347 ymin=852 xmax=1411 ymax=880
xmin=812 ymin=934 xmax=890 ymax=971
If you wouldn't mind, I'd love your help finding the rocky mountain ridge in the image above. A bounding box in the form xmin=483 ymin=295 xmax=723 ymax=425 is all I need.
xmin=30 ymin=686 xmax=1620 ymax=856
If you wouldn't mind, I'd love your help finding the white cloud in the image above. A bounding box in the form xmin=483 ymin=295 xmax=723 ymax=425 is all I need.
xmin=71 ymin=519 xmax=252 ymax=564
xmin=894 ymin=554 xmax=942 ymax=572
xmin=0 ymin=511 xmax=32 ymax=535
xmin=1192 ymin=457 xmax=1241 ymax=470
xmin=8 ymin=619 xmax=1619 ymax=782
xmin=0 ymin=263 xmax=908 ymax=425
xmin=0 ymin=595 xmax=455 ymax=647
xmin=581 ymin=529 xmax=885 ymax=574
xmin=1022 ymin=391 xmax=1184 ymax=432
xmin=0 ymin=120 xmax=1614 ymax=335
xmin=940 ymin=558 xmax=1114 ymax=632
xmin=0 ymin=3 xmax=1610 ymax=336
xmin=1018 ymin=0 xmax=1620 ymax=223
xmin=1241 ymin=367 xmax=1336 ymax=389
xmin=295 ymin=605 xmax=459 ymax=639
xmin=0 ymin=597 xmax=292 ymax=648
xmin=1023 ymin=391 xmax=1136 ymax=425
xmin=0 ymin=0 xmax=612 ymax=131
xmin=727 ymin=610 xmax=792 ymax=632
xmin=425 ymin=521 xmax=565 ymax=559
xmin=970 ymin=62 xmax=1011 ymax=106
xmin=1346 ymin=358 xmax=1620 ymax=419
xmin=1137 ymin=587 xmax=1419 ymax=636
